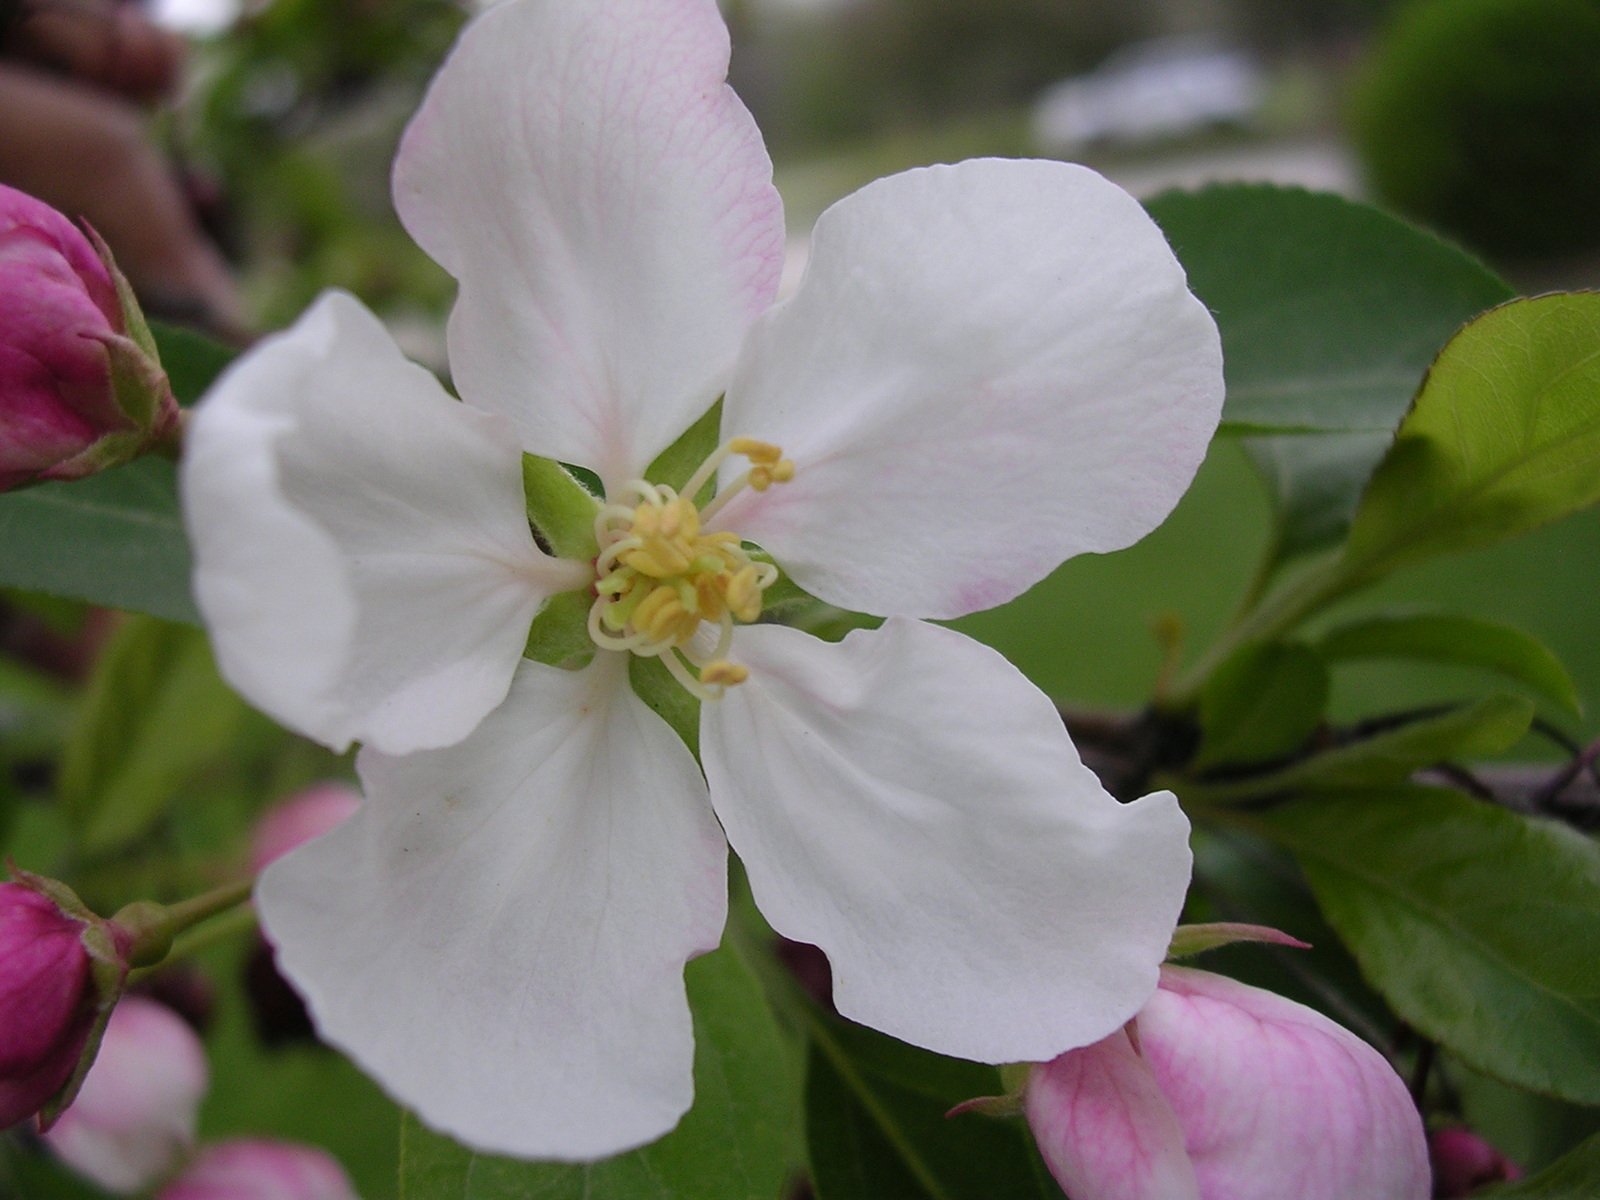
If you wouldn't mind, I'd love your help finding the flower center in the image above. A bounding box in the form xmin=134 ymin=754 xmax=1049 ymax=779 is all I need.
xmin=587 ymin=438 xmax=795 ymax=701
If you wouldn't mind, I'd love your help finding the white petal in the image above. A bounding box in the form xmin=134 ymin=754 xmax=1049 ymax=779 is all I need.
xmin=394 ymin=0 xmax=785 ymax=488
xmin=715 ymin=159 xmax=1223 ymax=619
xmin=701 ymin=619 xmax=1191 ymax=1062
xmin=182 ymin=291 xmax=584 ymax=756
xmin=257 ymin=655 xmax=728 ymax=1161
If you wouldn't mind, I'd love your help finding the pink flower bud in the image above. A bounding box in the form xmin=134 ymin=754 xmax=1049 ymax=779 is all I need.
xmin=158 ymin=1139 xmax=359 ymax=1200
xmin=1429 ymin=1127 xmax=1522 ymax=1197
xmin=1025 ymin=966 xmax=1431 ymax=1200
xmin=42 ymin=996 xmax=208 ymax=1194
xmin=0 ymin=882 xmax=97 ymax=1128
xmin=250 ymin=783 xmax=361 ymax=874
xmin=0 ymin=183 xmax=176 ymax=491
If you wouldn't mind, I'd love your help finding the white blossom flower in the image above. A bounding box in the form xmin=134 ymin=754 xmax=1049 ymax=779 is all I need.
xmin=180 ymin=0 xmax=1223 ymax=1161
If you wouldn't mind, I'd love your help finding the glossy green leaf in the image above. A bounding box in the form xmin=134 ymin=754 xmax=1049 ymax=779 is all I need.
xmin=1252 ymin=789 xmax=1600 ymax=1103
xmin=1317 ymin=612 xmax=1582 ymax=716
xmin=1146 ymin=184 xmax=1513 ymax=566
xmin=1242 ymin=430 xmax=1392 ymax=563
xmin=57 ymin=616 xmax=245 ymax=852
xmin=1146 ymin=184 xmax=1514 ymax=434
xmin=398 ymin=943 xmax=795 ymax=1200
xmin=0 ymin=456 xmax=196 ymax=623
xmin=1184 ymin=694 xmax=1533 ymax=804
xmin=1342 ymin=293 xmax=1600 ymax=582
xmin=1486 ymin=1132 xmax=1600 ymax=1198
xmin=806 ymin=1018 xmax=1061 ymax=1200
xmin=1195 ymin=641 xmax=1328 ymax=768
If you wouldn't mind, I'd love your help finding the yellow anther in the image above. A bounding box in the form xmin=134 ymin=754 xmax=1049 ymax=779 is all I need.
xmin=623 ymin=542 xmax=691 ymax=579
xmin=725 ymin=565 xmax=763 ymax=623
xmin=701 ymin=660 xmax=749 ymax=687
xmin=771 ymin=459 xmax=796 ymax=484
xmin=729 ymin=437 xmax=783 ymax=466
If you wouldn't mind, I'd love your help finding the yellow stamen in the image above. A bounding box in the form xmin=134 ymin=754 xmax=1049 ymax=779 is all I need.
xmin=588 ymin=436 xmax=798 ymax=698
xmin=700 ymin=660 xmax=749 ymax=687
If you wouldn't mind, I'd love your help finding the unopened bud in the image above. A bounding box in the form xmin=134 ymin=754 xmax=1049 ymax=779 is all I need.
xmin=0 ymin=184 xmax=176 ymax=491
xmin=42 ymin=996 xmax=208 ymax=1194
xmin=158 ymin=1139 xmax=358 ymax=1200
xmin=0 ymin=876 xmax=132 ymax=1131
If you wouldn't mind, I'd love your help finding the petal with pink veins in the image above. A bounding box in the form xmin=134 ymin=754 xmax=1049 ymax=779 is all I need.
xmin=1026 ymin=1028 xmax=1202 ymax=1200
xmin=1136 ymin=966 xmax=1430 ymax=1200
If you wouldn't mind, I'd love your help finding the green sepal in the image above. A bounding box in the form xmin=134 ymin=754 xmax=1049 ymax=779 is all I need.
xmin=522 ymin=591 xmax=597 ymax=669
xmin=85 ymin=223 xmax=160 ymax=367
xmin=1166 ymin=921 xmax=1310 ymax=960
xmin=630 ymin=654 xmax=701 ymax=760
xmin=35 ymin=971 xmax=121 ymax=1132
xmin=521 ymin=454 xmax=600 ymax=561
xmin=646 ymin=399 xmax=722 ymax=503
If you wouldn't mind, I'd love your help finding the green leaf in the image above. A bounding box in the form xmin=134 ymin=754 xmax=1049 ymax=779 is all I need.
xmin=57 ymin=616 xmax=245 ymax=852
xmin=1146 ymin=184 xmax=1514 ymax=434
xmin=1342 ymin=293 xmax=1600 ymax=582
xmin=1195 ymin=641 xmax=1328 ymax=768
xmin=805 ymin=1019 xmax=1061 ymax=1200
xmin=150 ymin=321 xmax=237 ymax=406
xmin=1251 ymin=789 xmax=1600 ymax=1103
xmin=1486 ymin=1132 xmax=1600 ymax=1198
xmin=397 ymin=943 xmax=796 ymax=1200
xmin=1186 ymin=695 xmax=1532 ymax=803
xmin=1242 ymin=430 xmax=1392 ymax=562
xmin=0 ymin=456 xmax=196 ymax=623
xmin=1316 ymin=612 xmax=1582 ymax=716
xmin=1145 ymin=184 xmax=1513 ymax=566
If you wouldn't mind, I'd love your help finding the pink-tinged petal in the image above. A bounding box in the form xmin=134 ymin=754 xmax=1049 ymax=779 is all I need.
xmin=256 ymin=655 xmax=728 ymax=1160
xmin=43 ymin=997 xmax=208 ymax=1194
xmin=1027 ymin=1030 xmax=1202 ymax=1200
xmin=158 ymin=1139 xmax=356 ymax=1200
xmin=715 ymin=159 xmax=1223 ymax=620
xmin=701 ymin=619 xmax=1191 ymax=1062
xmin=394 ymin=0 xmax=785 ymax=488
xmin=182 ymin=290 xmax=587 ymax=757
xmin=1139 ymin=967 xmax=1430 ymax=1200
